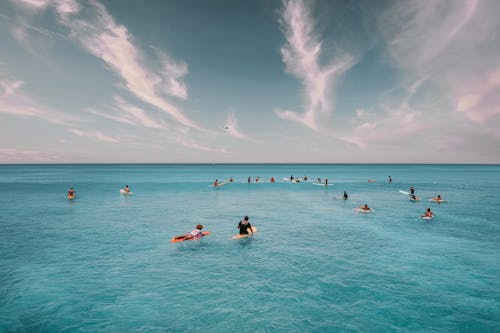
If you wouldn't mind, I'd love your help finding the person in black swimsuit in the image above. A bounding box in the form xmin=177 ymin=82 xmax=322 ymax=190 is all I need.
xmin=237 ymin=216 xmax=253 ymax=235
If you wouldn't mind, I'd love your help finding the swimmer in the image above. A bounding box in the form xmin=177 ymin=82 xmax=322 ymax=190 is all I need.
xmin=432 ymin=195 xmax=443 ymax=201
xmin=213 ymin=179 xmax=219 ymax=187
xmin=229 ymin=177 xmax=234 ymax=182
xmin=270 ymin=177 xmax=275 ymax=183
xmin=388 ymin=176 xmax=392 ymax=183
xmin=237 ymin=216 xmax=253 ymax=235
xmin=247 ymin=176 xmax=251 ymax=183
xmin=343 ymin=191 xmax=348 ymax=200
xmin=422 ymin=208 xmax=434 ymax=218
xmin=67 ymin=187 xmax=76 ymax=198
xmin=358 ymin=204 xmax=371 ymax=211
xmin=124 ymin=185 xmax=130 ymax=193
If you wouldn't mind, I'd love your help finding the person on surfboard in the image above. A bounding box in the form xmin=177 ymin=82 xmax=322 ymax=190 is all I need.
xmin=237 ymin=216 xmax=253 ymax=236
xmin=409 ymin=186 xmax=415 ymax=195
xmin=422 ymin=208 xmax=434 ymax=218
xmin=173 ymin=224 xmax=205 ymax=241
xmin=67 ymin=187 xmax=76 ymax=198
xmin=358 ymin=204 xmax=371 ymax=211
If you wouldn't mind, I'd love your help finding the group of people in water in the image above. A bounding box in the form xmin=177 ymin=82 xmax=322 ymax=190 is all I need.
xmin=172 ymin=216 xmax=254 ymax=241
xmin=68 ymin=176 xmax=445 ymax=221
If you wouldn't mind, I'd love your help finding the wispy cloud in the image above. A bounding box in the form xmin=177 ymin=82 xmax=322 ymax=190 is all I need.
xmin=223 ymin=111 xmax=250 ymax=140
xmin=87 ymin=96 xmax=164 ymax=129
xmin=0 ymin=147 xmax=65 ymax=163
xmin=0 ymin=77 xmax=82 ymax=124
xmin=276 ymin=0 xmax=355 ymax=131
xmin=12 ymin=0 xmax=201 ymax=130
xmin=174 ymin=136 xmax=228 ymax=153
xmin=379 ymin=0 xmax=500 ymax=126
xmin=68 ymin=128 xmax=119 ymax=144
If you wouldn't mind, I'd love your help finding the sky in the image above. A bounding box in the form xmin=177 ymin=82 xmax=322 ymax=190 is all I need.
xmin=0 ymin=0 xmax=499 ymax=163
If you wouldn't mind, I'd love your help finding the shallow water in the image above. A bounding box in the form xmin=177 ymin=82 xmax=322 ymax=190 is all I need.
xmin=1 ymin=164 xmax=499 ymax=332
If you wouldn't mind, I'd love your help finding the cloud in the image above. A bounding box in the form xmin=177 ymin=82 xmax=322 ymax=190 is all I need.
xmin=87 ymin=96 xmax=164 ymax=129
xmin=0 ymin=147 xmax=65 ymax=162
xmin=12 ymin=0 xmax=201 ymax=130
xmin=174 ymin=136 xmax=228 ymax=153
xmin=0 ymin=77 xmax=82 ymax=124
xmin=68 ymin=128 xmax=119 ymax=143
xmin=223 ymin=111 xmax=249 ymax=140
xmin=379 ymin=0 xmax=500 ymax=126
xmin=276 ymin=0 xmax=355 ymax=131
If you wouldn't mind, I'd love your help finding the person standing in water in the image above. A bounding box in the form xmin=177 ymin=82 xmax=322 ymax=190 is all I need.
xmin=237 ymin=216 xmax=253 ymax=235
xmin=343 ymin=191 xmax=348 ymax=200
xmin=388 ymin=176 xmax=392 ymax=183
xmin=409 ymin=186 xmax=415 ymax=195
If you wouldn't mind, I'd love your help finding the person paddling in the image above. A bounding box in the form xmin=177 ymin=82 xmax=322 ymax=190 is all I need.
xmin=237 ymin=216 xmax=253 ymax=236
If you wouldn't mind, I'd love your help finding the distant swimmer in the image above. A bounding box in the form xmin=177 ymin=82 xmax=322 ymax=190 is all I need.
xmin=359 ymin=204 xmax=371 ymax=211
xmin=213 ymin=179 xmax=219 ymax=187
xmin=255 ymin=177 xmax=260 ymax=182
xmin=67 ymin=187 xmax=76 ymax=199
xmin=124 ymin=185 xmax=130 ymax=193
xmin=388 ymin=176 xmax=392 ymax=183
xmin=325 ymin=178 xmax=328 ymax=185
xmin=229 ymin=177 xmax=234 ymax=182
xmin=410 ymin=194 xmax=420 ymax=201
xmin=238 ymin=216 xmax=253 ymax=236
xmin=270 ymin=177 xmax=275 ymax=183
xmin=304 ymin=176 xmax=308 ymax=181
xmin=368 ymin=179 xmax=376 ymax=183
xmin=409 ymin=186 xmax=415 ymax=195
xmin=248 ymin=176 xmax=251 ymax=183
xmin=356 ymin=204 xmax=372 ymax=212
xmin=290 ymin=175 xmax=294 ymax=181
xmin=430 ymin=195 xmax=447 ymax=203
xmin=172 ymin=224 xmax=206 ymax=242
xmin=317 ymin=177 xmax=321 ymax=183
xmin=422 ymin=208 xmax=434 ymax=218
xmin=343 ymin=191 xmax=348 ymax=200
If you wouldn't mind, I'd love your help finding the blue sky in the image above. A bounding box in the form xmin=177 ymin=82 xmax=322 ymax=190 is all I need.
xmin=1 ymin=0 xmax=499 ymax=163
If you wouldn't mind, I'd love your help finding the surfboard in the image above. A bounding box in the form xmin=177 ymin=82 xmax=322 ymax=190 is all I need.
xmin=399 ymin=190 xmax=410 ymax=195
xmin=429 ymin=199 xmax=448 ymax=203
xmin=232 ymin=226 xmax=257 ymax=239
xmin=209 ymin=182 xmax=227 ymax=187
xmin=170 ymin=231 xmax=211 ymax=243
xmin=120 ymin=189 xmax=133 ymax=195
xmin=421 ymin=215 xmax=433 ymax=220
xmin=334 ymin=196 xmax=348 ymax=200
xmin=312 ymin=183 xmax=333 ymax=186
xmin=353 ymin=207 xmax=372 ymax=213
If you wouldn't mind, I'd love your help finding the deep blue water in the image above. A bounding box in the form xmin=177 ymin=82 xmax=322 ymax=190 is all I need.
xmin=1 ymin=164 xmax=499 ymax=332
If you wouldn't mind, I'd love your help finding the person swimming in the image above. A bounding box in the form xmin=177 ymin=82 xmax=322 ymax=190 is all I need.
xmin=67 ymin=187 xmax=76 ymax=198
xmin=124 ymin=185 xmax=130 ymax=192
xmin=237 ymin=216 xmax=253 ymax=235
xmin=343 ymin=191 xmax=348 ymax=200
xmin=213 ymin=179 xmax=219 ymax=187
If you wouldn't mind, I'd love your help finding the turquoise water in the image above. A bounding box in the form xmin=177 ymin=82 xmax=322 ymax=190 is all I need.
xmin=1 ymin=164 xmax=499 ymax=332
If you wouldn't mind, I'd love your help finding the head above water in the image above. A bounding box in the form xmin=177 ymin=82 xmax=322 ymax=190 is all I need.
xmin=244 ymin=216 xmax=249 ymax=221
xmin=196 ymin=224 xmax=203 ymax=230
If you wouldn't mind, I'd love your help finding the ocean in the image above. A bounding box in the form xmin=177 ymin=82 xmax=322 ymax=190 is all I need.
xmin=1 ymin=164 xmax=499 ymax=332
